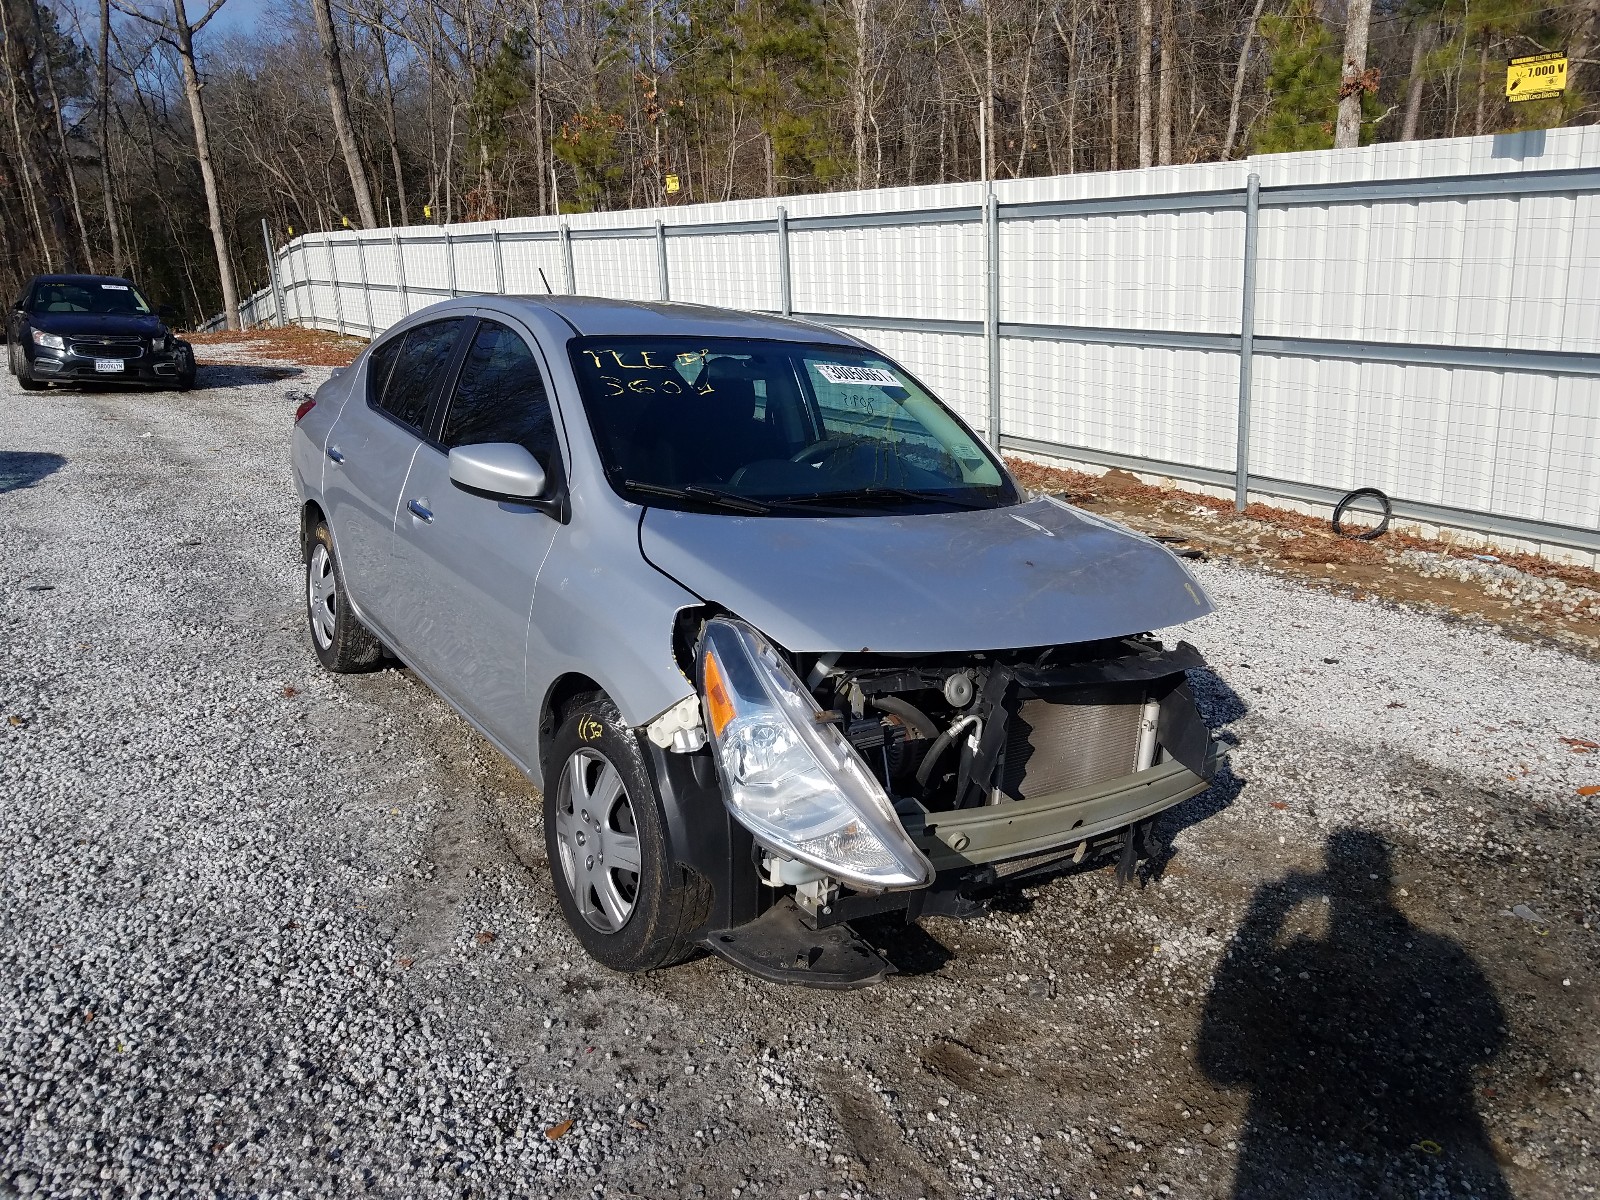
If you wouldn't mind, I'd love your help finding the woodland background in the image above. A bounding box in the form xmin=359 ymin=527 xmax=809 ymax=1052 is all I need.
xmin=0 ymin=0 xmax=1594 ymax=327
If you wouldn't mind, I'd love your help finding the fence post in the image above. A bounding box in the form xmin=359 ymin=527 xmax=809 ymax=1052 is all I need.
xmin=776 ymin=206 xmax=792 ymax=317
xmin=299 ymin=241 xmax=313 ymax=325
xmin=445 ymin=228 xmax=457 ymax=297
xmin=491 ymin=227 xmax=506 ymax=294
xmin=355 ymin=236 xmax=375 ymax=335
xmin=391 ymin=229 xmax=409 ymax=315
xmin=984 ymin=192 xmax=1001 ymax=451
xmin=656 ymin=220 xmax=670 ymax=301
xmin=1234 ymin=172 xmax=1261 ymax=513
xmin=560 ymin=223 xmax=575 ymax=293
xmin=325 ymin=234 xmax=346 ymax=336
xmin=261 ymin=219 xmax=286 ymax=329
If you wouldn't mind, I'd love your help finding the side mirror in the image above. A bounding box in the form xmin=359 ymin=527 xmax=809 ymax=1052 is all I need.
xmin=158 ymin=304 xmax=178 ymax=325
xmin=448 ymin=443 xmax=547 ymax=502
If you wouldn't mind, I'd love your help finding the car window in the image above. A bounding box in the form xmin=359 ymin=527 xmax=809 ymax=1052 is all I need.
xmin=440 ymin=321 xmax=558 ymax=469
xmin=365 ymin=335 xmax=404 ymax=406
xmin=374 ymin=318 xmax=464 ymax=432
xmin=27 ymin=281 xmax=151 ymax=315
xmin=569 ymin=337 xmax=1012 ymax=514
xmin=804 ymin=361 xmax=959 ymax=477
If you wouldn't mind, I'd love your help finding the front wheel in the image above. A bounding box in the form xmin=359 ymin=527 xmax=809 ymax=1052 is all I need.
xmin=171 ymin=341 xmax=197 ymax=391
xmin=544 ymin=697 xmax=710 ymax=973
xmin=305 ymin=519 xmax=383 ymax=672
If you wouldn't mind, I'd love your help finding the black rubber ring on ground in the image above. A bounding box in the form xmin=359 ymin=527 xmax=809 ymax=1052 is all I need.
xmin=1331 ymin=487 xmax=1392 ymax=540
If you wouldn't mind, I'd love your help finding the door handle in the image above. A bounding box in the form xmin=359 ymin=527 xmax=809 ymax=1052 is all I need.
xmin=326 ymin=445 xmax=345 ymax=464
xmin=407 ymin=499 xmax=434 ymax=523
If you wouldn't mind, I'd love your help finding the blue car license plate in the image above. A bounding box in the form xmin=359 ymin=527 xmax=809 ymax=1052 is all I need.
xmin=94 ymin=358 xmax=123 ymax=373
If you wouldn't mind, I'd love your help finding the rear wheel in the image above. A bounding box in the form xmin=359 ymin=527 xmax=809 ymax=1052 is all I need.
xmin=305 ymin=519 xmax=383 ymax=672
xmin=544 ymin=696 xmax=710 ymax=972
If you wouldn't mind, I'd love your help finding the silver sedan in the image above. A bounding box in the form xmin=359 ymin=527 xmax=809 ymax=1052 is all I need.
xmin=291 ymin=296 xmax=1220 ymax=988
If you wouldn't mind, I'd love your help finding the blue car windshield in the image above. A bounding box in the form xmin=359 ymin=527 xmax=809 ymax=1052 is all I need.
xmin=569 ymin=337 xmax=1015 ymax=515
xmin=30 ymin=281 xmax=152 ymax=316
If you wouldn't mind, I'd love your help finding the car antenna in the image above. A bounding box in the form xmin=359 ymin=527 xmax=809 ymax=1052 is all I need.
xmin=538 ymin=268 xmax=553 ymax=295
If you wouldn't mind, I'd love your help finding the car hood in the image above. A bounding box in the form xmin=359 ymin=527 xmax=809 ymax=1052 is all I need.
xmin=639 ymin=495 xmax=1213 ymax=654
xmin=29 ymin=312 xmax=164 ymax=337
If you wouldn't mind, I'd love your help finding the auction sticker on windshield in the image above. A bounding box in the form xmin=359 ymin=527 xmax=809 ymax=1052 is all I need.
xmin=816 ymin=363 xmax=901 ymax=387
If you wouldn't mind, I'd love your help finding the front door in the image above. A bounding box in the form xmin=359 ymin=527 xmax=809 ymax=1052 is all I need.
xmin=390 ymin=317 xmax=565 ymax=762
xmin=322 ymin=317 xmax=466 ymax=639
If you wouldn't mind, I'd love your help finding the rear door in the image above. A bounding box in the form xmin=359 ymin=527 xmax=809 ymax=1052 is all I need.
xmin=322 ymin=316 xmax=466 ymax=639
xmin=389 ymin=316 xmax=565 ymax=761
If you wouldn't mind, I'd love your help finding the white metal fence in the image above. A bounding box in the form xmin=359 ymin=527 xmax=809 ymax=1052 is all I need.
xmin=214 ymin=125 xmax=1600 ymax=558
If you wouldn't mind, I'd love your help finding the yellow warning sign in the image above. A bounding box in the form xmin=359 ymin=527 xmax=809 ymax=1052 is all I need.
xmin=665 ymin=174 xmax=681 ymax=195
xmin=1506 ymin=53 xmax=1567 ymax=102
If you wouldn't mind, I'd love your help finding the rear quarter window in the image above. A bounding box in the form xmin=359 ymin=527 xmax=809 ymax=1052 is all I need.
xmin=366 ymin=318 xmax=464 ymax=433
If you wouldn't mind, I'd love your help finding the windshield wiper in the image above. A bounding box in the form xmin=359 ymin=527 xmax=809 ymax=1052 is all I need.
xmin=622 ymin=479 xmax=770 ymax=514
xmin=775 ymin=485 xmax=993 ymax=511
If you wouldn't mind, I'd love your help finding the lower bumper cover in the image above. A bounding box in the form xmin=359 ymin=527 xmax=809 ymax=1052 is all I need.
xmin=29 ymin=354 xmax=180 ymax=384
xmin=901 ymin=755 xmax=1214 ymax=872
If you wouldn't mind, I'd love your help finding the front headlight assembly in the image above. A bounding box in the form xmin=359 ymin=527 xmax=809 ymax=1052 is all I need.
xmin=698 ymin=617 xmax=933 ymax=893
xmin=31 ymin=329 xmax=64 ymax=351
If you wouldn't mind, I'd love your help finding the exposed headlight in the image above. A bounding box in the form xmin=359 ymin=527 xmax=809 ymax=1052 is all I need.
xmin=31 ymin=330 xmax=64 ymax=351
xmin=699 ymin=617 xmax=933 ymax=892
xmin=152 ymin=335 xmax=167 ymax=352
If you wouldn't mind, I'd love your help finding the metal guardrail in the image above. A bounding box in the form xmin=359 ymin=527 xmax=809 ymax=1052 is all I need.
xmin=218 ymin=161 xmax=1600 ymax=554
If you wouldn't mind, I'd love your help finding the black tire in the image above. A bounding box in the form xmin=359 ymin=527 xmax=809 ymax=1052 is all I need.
xmin=12 ymin=342 xmax=45 ymax=390
xmin=305 ymin=519 xmax=384 ymax=672
xmin=1331 ymin=487 xmax=1391 ymax=540
xmin=172 ymin=341 xmax=197 ymax=391
xmin=544 ymin=696 xmax=711 ymax=973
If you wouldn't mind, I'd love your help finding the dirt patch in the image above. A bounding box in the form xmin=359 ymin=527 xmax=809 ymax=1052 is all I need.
xmin=1006 ymin=457 xmax=1600 ymax=659
xmin=186 ymin=326 xmax=368 ymax=367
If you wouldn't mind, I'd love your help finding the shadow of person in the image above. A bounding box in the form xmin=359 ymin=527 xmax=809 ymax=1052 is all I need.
xmin=1198 ymin=830 xmax=1510 ymax=1199
xmin=0 ymin=451 xmax=66 ymax=494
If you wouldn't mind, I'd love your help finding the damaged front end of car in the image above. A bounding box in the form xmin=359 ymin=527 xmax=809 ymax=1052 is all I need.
xmin=650 ymin=612 xmax=1221 ymax=989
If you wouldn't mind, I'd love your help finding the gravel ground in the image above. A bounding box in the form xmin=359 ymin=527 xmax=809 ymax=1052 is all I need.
xmin=1 ymin=357 xmax=1596 ymax=1200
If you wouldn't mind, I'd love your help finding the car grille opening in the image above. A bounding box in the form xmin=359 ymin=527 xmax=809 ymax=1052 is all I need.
xmin=68 ymin=336 xmax=144 ymax=360
xmin=998 ymin=685 xmax=1147 ymax=801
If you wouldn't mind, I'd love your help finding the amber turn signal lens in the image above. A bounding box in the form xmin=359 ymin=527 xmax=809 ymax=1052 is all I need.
xmin=703 ymin=649 xmax=736 ymax=737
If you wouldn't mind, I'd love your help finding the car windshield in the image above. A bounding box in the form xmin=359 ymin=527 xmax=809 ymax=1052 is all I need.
xmin=29 ymin=281 xmax=151 ymax=316
xmin=569 ymin=337 xmax=1015 ymax=515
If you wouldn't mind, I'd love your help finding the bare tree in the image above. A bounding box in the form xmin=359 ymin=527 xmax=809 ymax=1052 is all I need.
xmin=311 ymin=0 xmax=378 ymax=226
xmin=1221 ymin=0 xmax=1266 ymax=157
xmin=1137 ymin=0 xmax=1153 ymax=166
xmin=98 ymin=0 xmax=128 ymax=272
xmin=1334 ymin=0 xmax=1373 ymax=149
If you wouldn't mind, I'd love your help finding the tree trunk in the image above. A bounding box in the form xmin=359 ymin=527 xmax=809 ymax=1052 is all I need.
xmin=368 ymin=6 xmax=410 ymax=223
xmin=1156 ymin=0 xmax=1174 ymax=164
xmin=1 ymin=0 xmax=75 ymax=268
xmin=1222 ymin=0 xmax=1268 ymax=157
xmin=171 ymin=0 xmax=239 ymax=329
xmin=310 ymin=0 xmax=378 ymax=228
xmin=1138 ymin=0 xmax=1153 ymax=167
xmin=852 ymin=0 xmax=869 ymax=188
xmin=31 ymin=0 xmax=93 ymax=270
xmin=1473 ymin=32 xmax=1489 ymax=136
xmin=1334 ymin=0 xmax=1372 ymax=149
xmin=97 ymin=0 xmax=126 ymax=272
xmin=1400 ymin=20 xmax=1432 ymax=142
xmin=982 ymin=2 xmax=996 ymax=182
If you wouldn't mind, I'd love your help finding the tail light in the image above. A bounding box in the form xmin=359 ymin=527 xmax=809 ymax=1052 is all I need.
xmin=294 ymin=397 xmax=316 ymax=423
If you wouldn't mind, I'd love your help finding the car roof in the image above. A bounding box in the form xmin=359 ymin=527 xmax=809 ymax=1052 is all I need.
xmin=492 ymin=295 xmax=864 ymax=345
xmin=30 ymin=274 xmax=140 ymax=288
